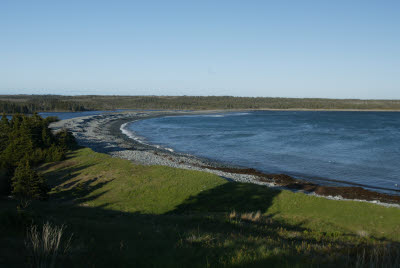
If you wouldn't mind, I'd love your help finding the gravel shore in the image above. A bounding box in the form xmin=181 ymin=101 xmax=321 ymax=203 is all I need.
xmin=50 ymin=111 xmax=400 ymax=208
xmin=50 ymin=111 xmax=271 ymax=185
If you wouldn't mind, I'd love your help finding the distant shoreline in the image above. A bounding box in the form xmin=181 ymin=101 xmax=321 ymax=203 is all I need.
xmin=246 ymin=108 xmax=400 ymax=112
xmin=3 ymin=95 xmax=400 ymax=114
xmin=4 ymin=108 xmax=400 ymax=117
xmin=50 ymin=111 xmax=400 ymax=207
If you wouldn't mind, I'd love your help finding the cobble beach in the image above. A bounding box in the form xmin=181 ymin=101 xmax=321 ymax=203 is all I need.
xmin=50 ymin=111 xmax=400 ymax=207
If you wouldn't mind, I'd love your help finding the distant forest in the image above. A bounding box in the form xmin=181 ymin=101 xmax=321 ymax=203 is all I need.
xmin=1 ymin=95 xmax=400 ymax=113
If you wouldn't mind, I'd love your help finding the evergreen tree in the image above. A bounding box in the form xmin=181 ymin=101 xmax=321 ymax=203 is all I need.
xmin=56 ymin=128 xmax=77 ymax=151
xmin=0 ymin=113 xmax=10 ymax=153
xmin=11 ymin=160 xmax=48 ymax=200
xmin=0 ymin=113 xmax=75 ymax=196
xmin=2 ymin=130 xmax=34 ymax=168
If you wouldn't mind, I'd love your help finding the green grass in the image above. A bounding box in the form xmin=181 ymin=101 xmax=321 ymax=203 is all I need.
xmin=44 ymin=148 xmax=226 ymax=214
xmin=1 ymin=147 xmax=400 ymax=267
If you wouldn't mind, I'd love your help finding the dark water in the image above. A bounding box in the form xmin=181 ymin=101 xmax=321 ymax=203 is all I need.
xmin=127 ymin=111 xmax=400 ymax=195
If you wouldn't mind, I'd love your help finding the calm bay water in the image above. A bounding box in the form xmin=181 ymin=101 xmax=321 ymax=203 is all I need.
xmin=128 ymin=111 xmax=400 ymax=195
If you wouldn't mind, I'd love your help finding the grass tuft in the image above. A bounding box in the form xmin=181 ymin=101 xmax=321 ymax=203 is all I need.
xmin=351 ymin=243 xmax=400 ymax=268
xmin=229 ymin=210 xmax=265 ymax=223
xmin=356 ymin=230 xmax=369 ymax=238
xmin=25 ymin=222 xmax=73 ymax=268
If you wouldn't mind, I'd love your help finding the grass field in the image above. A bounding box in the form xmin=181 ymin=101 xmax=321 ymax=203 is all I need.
xmin=1 ymin=148 xmax=399 ymax=267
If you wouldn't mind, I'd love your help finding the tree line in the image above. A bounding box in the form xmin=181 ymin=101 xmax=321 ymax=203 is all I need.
xmin=0 ymin=97 xmax=86 ymax=114
xmin=1 ymin=95 xmax=400 ymax=113
xmin=0 ymin=113 xmax=76 ymax=199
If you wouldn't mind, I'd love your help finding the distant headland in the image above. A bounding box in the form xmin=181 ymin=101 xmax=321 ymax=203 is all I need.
xmin=1 ymin=94 xmax=400 ymax=114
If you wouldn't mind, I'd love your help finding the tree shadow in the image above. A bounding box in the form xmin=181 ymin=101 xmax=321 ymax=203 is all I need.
xmin=4 ymin=157 xmax=399 ymax=267
xmin=26 ymin=203 xmax=400 ymax=268
xmin=3 ymin=189 xmax=400 ymax=268
xmin=41 ymin=164 xmax=94 ymax=189
xmin=171 ymin=182 xmax=281 ymax=214
xmin=39 ymin=155 xmax=113 ymax=204
xmin=50 ymin=176 xmax=114 ymax=203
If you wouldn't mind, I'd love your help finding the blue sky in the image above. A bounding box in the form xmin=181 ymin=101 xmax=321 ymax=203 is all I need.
xmin=1 ymin=0 xmax=399 ymax=98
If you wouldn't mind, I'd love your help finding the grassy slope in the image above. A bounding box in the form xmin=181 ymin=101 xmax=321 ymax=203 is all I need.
xmin=44 ymin=148 xmax=400 ymax=240
xmin=1 ymin=148 xmax=400 ymax=267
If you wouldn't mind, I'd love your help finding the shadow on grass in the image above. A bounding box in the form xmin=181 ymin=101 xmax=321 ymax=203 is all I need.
xmin=51 ymin=177 xmax=114 ymax=204
xmin=14 ymin=201 xmax=397 ymax=268
xmin=2 ymin=190 xmax=400 ymax=268
xmin=39 ymin=152 xmax=113 ymax=203
xmin=44 ymin=164 xmax=94 ymax=188
xmin=171 ymin=182 xmax=281 ymax=214
xmin=3 ymin=150 xmax=398 ymax=267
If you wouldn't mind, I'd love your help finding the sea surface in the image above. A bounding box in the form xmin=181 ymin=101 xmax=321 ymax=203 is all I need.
xmin=127 ymin=111 xmax=400 ymax=195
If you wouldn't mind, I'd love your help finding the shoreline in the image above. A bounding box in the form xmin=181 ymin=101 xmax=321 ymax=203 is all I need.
xmin=236 ymin=108 xmax=400 ymax=112
xmin=182 ymin=108 xmax=400 ymax=112
xmin=50 ymin=111 xmax=400 ymax=208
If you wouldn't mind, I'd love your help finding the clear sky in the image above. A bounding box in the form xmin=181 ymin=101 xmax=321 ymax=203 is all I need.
xmin=1 ymin=0 xmax=399 ymax=99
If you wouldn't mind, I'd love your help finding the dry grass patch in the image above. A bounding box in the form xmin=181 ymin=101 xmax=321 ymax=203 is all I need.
xmin=229 ymin=210 xmax=266 ymax=223
xmin=351 ymin=243 xmax=400 ymax=268
xmin=228 ymin=210 xmax=273 ymax=224
xmin=25 ymin=222 xmax=73 ymax=268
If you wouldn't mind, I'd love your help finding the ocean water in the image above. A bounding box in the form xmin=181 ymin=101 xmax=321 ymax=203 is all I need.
xmin=127 ymin=111 xmax=400 ymax=195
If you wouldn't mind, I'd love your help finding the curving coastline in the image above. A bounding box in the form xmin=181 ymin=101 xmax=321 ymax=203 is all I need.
xmin=50 ymin=111 xmax=400 ymax=208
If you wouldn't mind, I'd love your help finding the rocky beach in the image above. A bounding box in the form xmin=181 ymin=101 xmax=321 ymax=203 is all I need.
xmin=50 ymin=111 xmax=400 ymax=207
